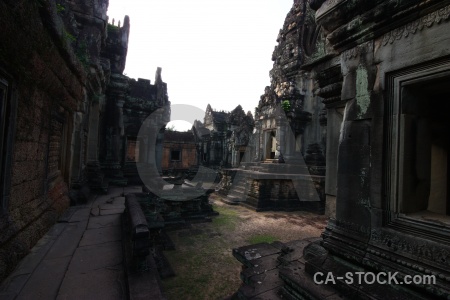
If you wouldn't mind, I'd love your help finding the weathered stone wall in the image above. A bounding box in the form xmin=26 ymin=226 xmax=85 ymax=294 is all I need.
xmin=0 ymin=0 xmax=172 ymax=283
xmin=0 ymin=0 xmax=89 ymax=281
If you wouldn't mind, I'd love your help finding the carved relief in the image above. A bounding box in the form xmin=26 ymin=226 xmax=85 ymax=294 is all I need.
xmin=334 ymin=219 xmax=371 ymax=236
xmin=382 ymin=5 xmax=450 ymax=46
xmin=342 ymin=41 xmax=373 ymax=61
xmin=316 ymin=0 xmax=345 ymax=16
xmin=371 ymin=229 xmax=450 ymax=267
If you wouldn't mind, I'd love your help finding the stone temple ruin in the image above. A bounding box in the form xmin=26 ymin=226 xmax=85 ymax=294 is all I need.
xmin=228 ymin=0 xmax=450 ymax=299
xmin=215 ymin=2 xmax=328 ymax=213
xmin=0 ymin=0 xmax=175 ymax=284
xmin=0 ymin=0 xmax=449 ymax=299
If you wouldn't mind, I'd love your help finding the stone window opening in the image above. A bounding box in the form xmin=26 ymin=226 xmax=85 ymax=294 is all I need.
xmin=171 ymin=150 xmax=181 ymax=161
xmin=48 ymin=112 xmax=71 ymax=186
xmin=397 ymin=77 xmax=450 ymax=224
xmin=0 ymin=73 xmax=16 ymax=215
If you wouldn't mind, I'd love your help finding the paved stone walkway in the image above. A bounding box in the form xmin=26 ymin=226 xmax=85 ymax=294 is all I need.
xmin=0 ymin=186 xmax=142 ymax=300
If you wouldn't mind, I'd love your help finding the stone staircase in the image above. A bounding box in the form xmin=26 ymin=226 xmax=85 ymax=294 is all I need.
xmin=222 ymin=171 xmax=251 ymax=205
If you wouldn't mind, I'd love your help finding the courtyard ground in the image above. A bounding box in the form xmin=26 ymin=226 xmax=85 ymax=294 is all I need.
xmin=161 ymin=193 xmax=329 ymax=300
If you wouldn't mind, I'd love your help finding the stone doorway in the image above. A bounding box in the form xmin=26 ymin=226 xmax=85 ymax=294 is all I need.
xmin=265 ymin=131 xmax=276 ymax=160
xmin=239 ymin=151 xmax=245 ymax=163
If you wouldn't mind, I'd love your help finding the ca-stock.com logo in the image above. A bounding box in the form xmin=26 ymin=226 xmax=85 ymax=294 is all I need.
xmin=136 ymin=104 xmax=218 ymax=201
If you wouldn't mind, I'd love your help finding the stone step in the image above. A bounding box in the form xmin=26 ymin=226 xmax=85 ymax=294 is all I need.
xmin=232 ymin=242 xmax=287 ymax=299
xmin=227 ymin=188 xmax=249 ymax=202
xmin=221 ymin=195 xmax=242 ymax=205
xmin=237 ymin=269 xmax=282 ymax=299
xmin=278 ymin=260 xmax=343 ymax=300
xmin=240 ymin=253 xmax=280 ymax=284
xmin=257 ymin=164 xmax=310 ymax=174
xmin=250 ymin=166 xmax=262 ymax=172
xmin=228 ymin=185 xmax=247 ymax=196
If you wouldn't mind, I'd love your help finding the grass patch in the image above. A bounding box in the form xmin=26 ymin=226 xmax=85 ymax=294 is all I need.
xmin=162 ymin=226 xmax=241 ymax=300
xmin=210 ymin=204 xmax=239 ymax=229
xmin=247 ymin=234 xmax=278 ymax=244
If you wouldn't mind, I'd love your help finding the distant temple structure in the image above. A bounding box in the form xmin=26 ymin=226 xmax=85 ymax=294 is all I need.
xmin=192 ymin=104 xmax=254 ymax=168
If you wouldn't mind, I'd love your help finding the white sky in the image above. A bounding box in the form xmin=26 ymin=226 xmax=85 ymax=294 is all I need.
xmin=107 ymin=0 xmax=293 ymax=131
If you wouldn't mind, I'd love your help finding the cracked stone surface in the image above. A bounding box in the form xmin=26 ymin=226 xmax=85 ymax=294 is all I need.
xmin=0 ymin=186 xmax=130 ymax=300
xmin=79 ymin=226 xmax=122 ymax=246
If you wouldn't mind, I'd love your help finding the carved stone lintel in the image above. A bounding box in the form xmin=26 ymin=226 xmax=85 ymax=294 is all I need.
xmin=381 ymin=5 xmax=450 ymax=46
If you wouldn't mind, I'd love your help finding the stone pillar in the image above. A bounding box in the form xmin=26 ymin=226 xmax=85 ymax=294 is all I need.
xmin=232 ymin=148 xmax=238 ymax=167
xmin=284 ymin=117 xmax=296 ymax=159
xmin=87 ymin=99 xmax=101 ymax=162
xmin=141 ymin=138 xmax=148 ymax=163
xmin=103 ymin=75 xmax=128 ymax=186
xmin=253 ymin=120 xmax=261 ymax=162
xmin=86 ymin=96 xmax=108 ymax=193
xmin=155 ymin=129 xmax=164 ymax=173
xmin=276 ymin=109 xmax=286 ymax=159
xmin=70 ymin=112 xmax=84 ymax=186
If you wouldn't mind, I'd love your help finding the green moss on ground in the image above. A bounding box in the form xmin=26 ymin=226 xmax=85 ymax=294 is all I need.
xmin=162 ymin=204 xmax=242 ymax=299
xmin=247 ymin=234 xmax=278 ymax=245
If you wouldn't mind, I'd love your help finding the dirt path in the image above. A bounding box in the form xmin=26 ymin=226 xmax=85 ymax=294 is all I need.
xmin=161 ymin=193 xmax=329 ymax=300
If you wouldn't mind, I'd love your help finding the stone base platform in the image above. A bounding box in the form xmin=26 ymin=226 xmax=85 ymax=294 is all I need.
xmin=230 ymin=237 xmax=444 ymax=300
xmin=218 ymin=166 xmax=325 ymax=214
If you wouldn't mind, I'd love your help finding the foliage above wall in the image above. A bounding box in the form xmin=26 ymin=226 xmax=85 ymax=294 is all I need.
xmin=281 ymin=100 xmax=291 ymax=112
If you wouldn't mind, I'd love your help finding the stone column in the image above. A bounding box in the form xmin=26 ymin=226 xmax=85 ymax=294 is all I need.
xmin=276 ymin=109 xmax=286 ymax=160
xmin=232 ymin=148 xmax=237 ymax=167
xmin=103 ymin=82 xmax=128 ymax=186
xmin=87 ymin=99 xmax=101 ymax=162
xmin=86 ymin=95 xmax=108 ymax=192
xmin=70 ymin=112 xmax=84 ymax=186
xmin=155 ymin=129 xmax=164 ymax=173
xmin=253 ymin=120 xmax=261 ymax=162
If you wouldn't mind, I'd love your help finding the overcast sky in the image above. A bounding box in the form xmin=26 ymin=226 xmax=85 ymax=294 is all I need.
xmin=107 ymin=0 xmax=293 ymax=131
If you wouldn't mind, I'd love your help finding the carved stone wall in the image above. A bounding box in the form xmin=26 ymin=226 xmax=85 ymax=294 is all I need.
xmin=0 ymin=0 xmax=94 ymax=282
xmin=295 ymin=0 xmax=450 ymax=298
xmin=0 ymin=0 xmax=171 ymax=283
